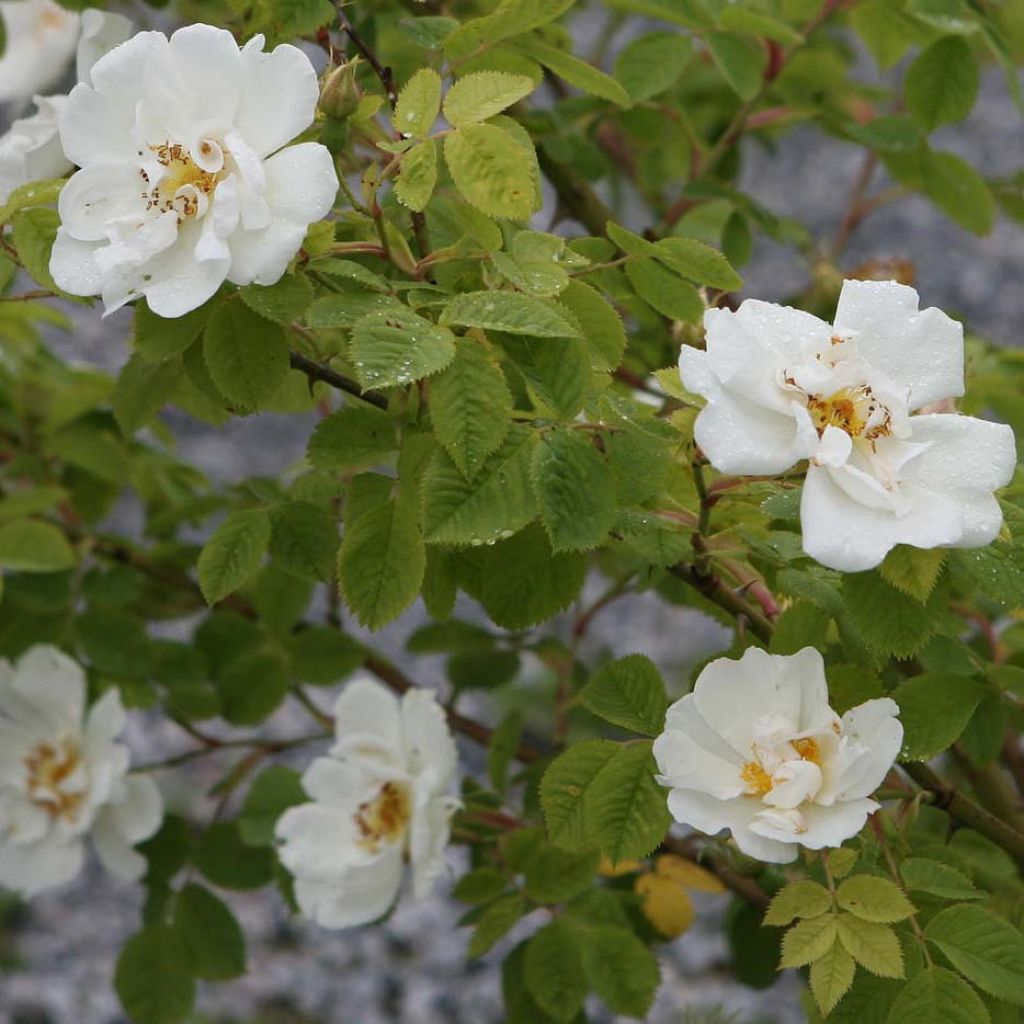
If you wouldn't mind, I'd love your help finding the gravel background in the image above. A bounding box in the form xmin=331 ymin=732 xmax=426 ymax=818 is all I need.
xmin=0 ymin=20 xmax=1021 ymax=1024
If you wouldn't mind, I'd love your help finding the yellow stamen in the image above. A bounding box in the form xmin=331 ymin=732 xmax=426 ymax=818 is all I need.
xmin=24 ymin=739 xmax=84 ymax=822
xmin=741 ymin=761 xmax=773 ymax=797
xmin=807 ymin=386 xmax=892 ymax=442
xmin=792 ymin=737 xmax=822 ymax=766
xmin=354 ymin=781 xmax=412 ymax=853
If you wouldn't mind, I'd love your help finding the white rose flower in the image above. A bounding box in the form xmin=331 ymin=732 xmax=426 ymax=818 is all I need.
xmin=680 ymin=279 xmax=1017 ymax=572
xmin=49 ymin=23 xmax=339 ymax=318
xmin=654 ymin=646 xmax=902 ymax=864
xmin=0 ymin=10 xmax=132 ymax=204
xmin=0 ymin=0 xmax=80 ymax=106
xmin=276 ymin=678 xmax=459 ymax=929
xmin=0 ymin=644 xmax=163 ymax=897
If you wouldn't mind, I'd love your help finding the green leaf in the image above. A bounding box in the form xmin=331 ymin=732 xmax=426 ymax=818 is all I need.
xmin=498 ymin=334 xmax=590 ymax=419
xmin=780 ymin=916 xmax=840 ymax=969
xmin=836 ymin=875 xmax=916 ymax=924
xmin=338 ymin=479 xmax=425 ymax=629
xmin=134 ymin=301 xmax=213 ymax=362
xmin=653 ymin=237 xmax=742 ymax=290
xmin=625 ymin=257 xmax=704 ymax=322
xmin=217 ymin=649 xmax=288 ymax=725
xmin=921 ymin=150 xmax=994 ymax=236
xmin=394 ymin=138 xmax=438 ymax=212
xmin=78 ymin=610 xmax=151 ymax=679
xmin=614 ymin=31 xmax=692 ymax=101
xmin=288 ymin=626 xmax=365 ymax=685
xmin=580 ymin=654 xmax=668 ymax=735
xmin=886 ymin=965 xmax=992 ymax=1024
xmin=307 ymin=404 xmax=397 ymax=472
xmin=467 ymin=893 xmax=526 ymax=958
xmin=556 ymin=279 xmax=626 ymax=371
xmin=115 ymin=925 xmax=195 ymax=1024
xmin=879 ymin=546 xmax=946 ymax=602
xmin=453 ymin=867 xmax=508 ymax=904
xmin=441 ymin=290 xmax=580 ymax=337
xmin=541 ymin=739 xmax=619 ymax=850
xmin=905 ymin=37 xmax=978 ymax=131
xmin=580 ymin=924 xmax=661 ymax=1017
xmin=197 ymin=509 xmax=271 ymax=605
xmin=532 ymin=429 xmax=615 ymax=552
xmin=238 ymin=766 xmax=307 ymax=846
xmin=0 ymin=519 xmax=76 ymax=572
xmin=517 ymin=39 xmax=631 ymax=106
xmin=430 ymin=337 xmax=513 ymax=479
xmin=524 ymin=919 xmax=587 ymax=1020
xmin=173 ymin=884 xmax=247 ymax=980
xmin=893 ymin=672 xmax=987 ymax=761
xmin=0 ymin=177 xmax=63 ymax=225
xmin=836 ymin=914 xmax=904 ymax=978
xmin=583 ymin=741 xmax=671 ymax=862
xmin=706 ymin=31 xmax=766 ymax=100
xmin=350 ymin=306 xmax=457 ymax=389
xmin=204 ymin=302 xmax=289 ymax=409
xmin=523 ymin=845 xmax=600 ymax=904
xmin=900 ymin=858 xmax=982 ymax=901
xmin=444 ymin=71 xmax=535 ymax=126
xmin=421 ymin=425 xmax=538 ymax=544
xmin=488 ymin=710 xmax=524 ymax=792
xmin=458 ymin=522 xmax=586 ymax=629
xmin=810 ymin=940 xmax=856 ymax=1017
xmin=764 ymin=880 xmax=834 ymax=927
xmin=239 ymin=273 xmax=314 ymax=324
xmin=192 ymin=821 xmax=275 ymax=890
xmin=111 ymin=353 xmax=183 ymax=434
xmin=12 ymin=206 xmax=61 ymax=292
xmin=444 ymin=123 xmax=538 ymax=219
xmin=268 ymin=500 xmax=337 ymax=582
xmin=925 ymin=904 xmax=1024 ymax=1006
xmin=394 ymin=67 xmax=442 ymax=137
xmin=718 ymin=6 xmax=802 ymax=43
xmin=841 ymin=570 xmax=943 ymax=658
xmin=443 ymin=0 xmax=575 ymax=59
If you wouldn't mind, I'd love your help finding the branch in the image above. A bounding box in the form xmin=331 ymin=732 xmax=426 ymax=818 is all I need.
xmin=667 ymin=563 xmax=775 ymax=644
xmin=288 ymin=349 xmax=389 ymax=410
xmin=536 ymin=147 xmax=615 ymax=237
xmin=336 ymin=3 xmax=397 ymax=107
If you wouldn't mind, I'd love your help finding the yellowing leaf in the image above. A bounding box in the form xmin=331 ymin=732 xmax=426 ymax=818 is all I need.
xmin=655 ymin=854 xmax=726 ymax=894
xmin=635 ymin=872 xmax=695 ymax=938
xmin=600 ymin=856 xmax=643 ymax=877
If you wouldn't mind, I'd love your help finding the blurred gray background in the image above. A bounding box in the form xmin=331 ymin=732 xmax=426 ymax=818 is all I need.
xmin=1 ymin=11 xmax=1022 ymax=1024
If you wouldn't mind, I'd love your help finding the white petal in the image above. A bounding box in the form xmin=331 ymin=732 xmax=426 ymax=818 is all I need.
xmin=226 ymin=219 xmax=306 ymax=287
xmin=833 ymin=279 xmax=963 ymax=410
xmin=409 ymin=794 xmax=455 ymax=900
xmin=791 ymin=799 xmax=877 ymax=850
xmin=0 ymin=100 xmax=72 ymax=205
xmin=107 ymin=774 xmax=163 ymax=843
xmin=76 ymin=9 xmax=134 ymax=85
xmin=299 ymin=757 xmax=375 ymax=813
xmin=262 ymin=143 xmax=338 ymax=224
xmin=654 ymin=694 xmax=746 ymax=799
xmin=836 ymin=699 xmax=902 ymax=801
xmin=276 ymin=803 xmax=364 ymax=881
xmin=139 ymin=227 xmax=230 ymax=319
xmin=58 ymin=164 xmax=148 ymax=242
xmin=904 ymin=414 xmax=1017 ymax=547
xmin=236 ymin=37 xmax=319 ymax=158
xmin=800 ymin=463 xmax=961 ymax=573
xmin=666 ymin=789 xmax=797 ymax=864
xmin=145 ymin=24 xmax=243 ymax=143
xmin=91 ymin=812 xmax=146 ymax=880
xmin=762 ymin=760 xmax=822 ymax=810
xmin=706 ymin=299 xmax=833 ymax=368
xmin=293 ymin=845 xmax=403 ymax=929
xmin=60 ymin=33 xmax=166 ymax=166
xmin=400 ymin=688 xmax=457 ymax=791
xmin=0 ymin=1 xmax=80 ymax=104
xmin=330 ymin=677 xmax=403 ymax=762
xmin=0 ymin=837 xmax=84 ymax=896
xmin=84 ymin=687 xmax=126 ymax=747
xmin=692 ymin=647 xmax=823 ymax=758
xmin=49 ymin=228 xmax=105 ymax=297
xmin=8 ymin=644 xmax=86 ymax=732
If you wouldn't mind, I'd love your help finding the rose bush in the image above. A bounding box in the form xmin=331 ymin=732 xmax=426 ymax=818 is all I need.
xmin=0 ymin=0 xmax=1022 ymax=1022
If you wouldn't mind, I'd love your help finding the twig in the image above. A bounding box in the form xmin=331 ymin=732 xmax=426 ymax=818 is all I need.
xmin=668 ymin=563 xmax=775 ymax=643
xmin=336 ymin=3 xmax=397 ymax=107
xmin=288 ymin=349 xmax=389 ymax=410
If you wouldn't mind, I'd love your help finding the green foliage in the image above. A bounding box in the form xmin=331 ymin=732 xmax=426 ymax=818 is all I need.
xmin=115 ymin=926 xmax=195 ymax=1024
xmin=198 ymin=509 xmax=271 ymax=605
xmin=579 ymin=654 xmax=668 ymax=735
xmin=203 ymin=301 xmax=289 ymax=408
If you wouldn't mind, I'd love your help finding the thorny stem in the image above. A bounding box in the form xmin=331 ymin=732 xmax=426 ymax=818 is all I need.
xmin=288 ymin=348 xmax=389 ymax=410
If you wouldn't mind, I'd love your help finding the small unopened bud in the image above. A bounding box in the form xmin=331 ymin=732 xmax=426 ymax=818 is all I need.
xmin=320 ymin=60 xmax=361 ymax=120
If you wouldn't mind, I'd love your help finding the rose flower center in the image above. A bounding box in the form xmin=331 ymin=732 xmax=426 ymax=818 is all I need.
xmin=142 ymin=140 xmax=226 ymax=221
xmin=354 ymin=781 xmax=412 ymax=854
xmin=24 ymin=737 xmax=85 ymax=823
xmin=806 ymin=386 xmax=891 ymax=442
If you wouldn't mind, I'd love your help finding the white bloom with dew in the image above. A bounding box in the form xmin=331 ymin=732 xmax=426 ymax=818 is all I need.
xmin=0 ymin=9 xmax=132 ymax=205
xmin=277 ymin=677 xmax=460 ymax=929
xmin=0 ymin=0 xmax=80 ymax=106
xmin=49 ymin=23 xmax=339 ymax=318
xmin=654 ymin=647 xmax=902 ymax=864
xmin=680 ymin=279 xmax=1017 ymax=572
xmin=0 ymin=644 xmax=163 ymax=897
